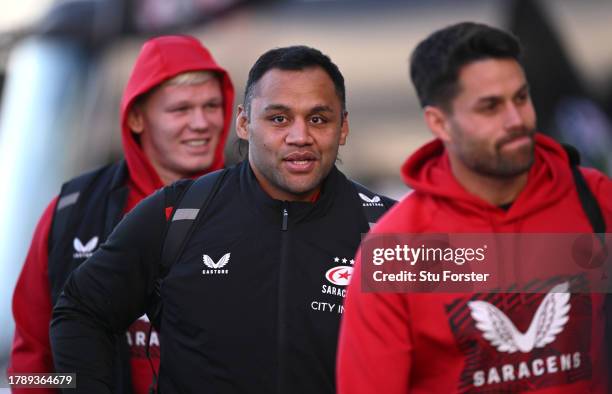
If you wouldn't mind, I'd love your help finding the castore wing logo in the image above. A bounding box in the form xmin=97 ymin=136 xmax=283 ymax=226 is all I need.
xmin=468 ymin=282 xmax=570 ymax=353
xmin=202 ymin=253 xmax=230 ymax=275
xmin=358 ymin=193 xmax=381 ymax=203
xmin=73 ymin=236 xmax=99 ymax=258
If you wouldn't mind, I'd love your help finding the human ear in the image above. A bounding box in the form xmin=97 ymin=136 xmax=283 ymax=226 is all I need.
xmin=235 ymin=105 xmax=249 ymax=141
xmin=424 ymin=106 xmax=451 ymax=142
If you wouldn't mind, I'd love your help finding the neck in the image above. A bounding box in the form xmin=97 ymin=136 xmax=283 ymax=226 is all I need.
xmin=448 ymin=155 xmax=529 ymax=206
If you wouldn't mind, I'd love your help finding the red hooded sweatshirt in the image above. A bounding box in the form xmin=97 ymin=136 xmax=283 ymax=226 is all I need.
xmin=9 ymin=35 xmax=234 ymax=394
xmin=337 ymin=134 xmax=612 ymax=394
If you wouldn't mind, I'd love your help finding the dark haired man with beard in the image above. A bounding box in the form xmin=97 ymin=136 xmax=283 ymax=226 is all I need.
xmin=338 ymin=22 xmax=612 ymax=393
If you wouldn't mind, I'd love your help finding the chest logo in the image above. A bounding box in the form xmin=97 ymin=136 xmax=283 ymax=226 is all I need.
xmin=202 ymin=253 xmax=230 ymax=275
xmin=325 ymin=266 xmax=353 ymax=286
xmin=73 ymin=236 xmax=99 ymax=259
xmin=358 ymin=192 xmax=384 ymax=207
xmin=468 ymin=282 xmax=570 ymax=353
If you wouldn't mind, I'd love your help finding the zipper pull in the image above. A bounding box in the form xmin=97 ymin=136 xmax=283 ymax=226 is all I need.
xmin=282 ymin=203 xmax=288 ymax=231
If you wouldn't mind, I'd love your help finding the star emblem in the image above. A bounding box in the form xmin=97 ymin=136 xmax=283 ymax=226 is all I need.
xmin=338 ymin=270 xmax=351 ymax=280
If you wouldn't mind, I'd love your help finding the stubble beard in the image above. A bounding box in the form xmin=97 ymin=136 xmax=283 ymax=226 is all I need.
xmin=459 ymin=130 xmax=536 ymax=178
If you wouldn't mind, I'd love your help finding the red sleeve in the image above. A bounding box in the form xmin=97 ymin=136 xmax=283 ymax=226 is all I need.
xmin=337 ymin=251 xmax=413 ymax=394
xmin=8 ymin=198 xmax=59 ymax=394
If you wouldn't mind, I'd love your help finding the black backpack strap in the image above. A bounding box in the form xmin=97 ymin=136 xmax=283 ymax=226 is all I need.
xmin=146 ymin=169 xmax=228 ymax=394
xmin=350 ymin=180 xmax=393 ymax=227
xmin=562 ymin=144 xmax=606 ymax=235
xmin=148 ymin=169 xmax=228 ymax=328
xmin=160 ymin=168 xmax=228 ymax=275
xmin=571 ymin=166 xmax=606 ymax=235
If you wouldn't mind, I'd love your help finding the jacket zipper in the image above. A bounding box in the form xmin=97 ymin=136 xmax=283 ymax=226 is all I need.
xmin=282 ymin=205 xmax=288 ymax=231
xmin=278 ymin=201 xmax=289 ymax=394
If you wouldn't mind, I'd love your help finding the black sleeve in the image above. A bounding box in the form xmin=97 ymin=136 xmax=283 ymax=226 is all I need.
xmin=381 ymin=195 xmax=397 ymax=210
xmin=50 ymin=184 xmax=184 ymax=393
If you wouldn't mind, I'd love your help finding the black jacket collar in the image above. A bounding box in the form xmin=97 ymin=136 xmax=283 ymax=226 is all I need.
xmin=238 ymin=160 xmax=342 ymax=226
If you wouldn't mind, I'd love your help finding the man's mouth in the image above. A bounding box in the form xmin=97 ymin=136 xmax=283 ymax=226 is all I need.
xmin=283 ymin=152 xmax=318 ymax=172
xmin=498 ymin=132 xmax=535 ymax=150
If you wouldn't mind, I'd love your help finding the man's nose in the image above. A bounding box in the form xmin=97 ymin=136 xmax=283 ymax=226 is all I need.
xmin=285 ymin=119 xmax=313 ymax=145
xmin=503 ymin=103 xmax=525 ymax=131
xmin=190 ymin=108 xmax=210 ymax=131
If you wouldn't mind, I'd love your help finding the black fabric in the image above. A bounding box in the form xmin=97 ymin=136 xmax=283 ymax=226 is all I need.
xmin=148 ymin=168 xmax=228 ymax=329
xmin=49 ymin=161 xmax=128 ymax=306
xmin=570 ymin=166 xmax=606 ymax=236
xmin=349 ymin=180 xmax=394 ymax=224
xmin=50 ymin=160 xmax=395 ymax=394
xmin=48 ymin=160 xmax=132 ymax=394
xmin=562 ymin=144 xmax=606 ymax=236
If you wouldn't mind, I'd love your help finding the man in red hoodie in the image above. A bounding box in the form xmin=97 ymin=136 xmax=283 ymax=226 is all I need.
xmin=8 ymin=35 xmax=234 ymax=393
xmin=337 ymin=22 xmax=612 ymax=393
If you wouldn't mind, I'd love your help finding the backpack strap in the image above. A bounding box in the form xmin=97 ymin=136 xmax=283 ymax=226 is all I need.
xmin=562 ymin=144 xmax=606 ymax=235
xmin=148 ymin=168 xmax=228 ymax=328
xmin=160 ymin=168 xmax=229 ymax=275
xmin=146 ymin=169 xmax=228 ymax=393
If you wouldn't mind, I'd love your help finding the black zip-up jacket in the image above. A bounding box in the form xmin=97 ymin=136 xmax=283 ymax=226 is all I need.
xmin=51 ymin=160 xmax=395 ymax=394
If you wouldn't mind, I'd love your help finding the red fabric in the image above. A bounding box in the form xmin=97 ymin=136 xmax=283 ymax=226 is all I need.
xmin=9 ymin=35 xmax=234 ymax=394
xmin=8 ymin=199 xmax=57 ymax=394
xmin=337 ymin=134 xmax=612 ymax=394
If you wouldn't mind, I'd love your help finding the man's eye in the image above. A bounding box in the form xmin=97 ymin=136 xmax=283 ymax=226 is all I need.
xmin=310 ymin=116 xmax=326 ymax=124
xmin=206 ymin=102 xmax=222 ymax=110
xmin=271 ymin=115 xmax=287 ymax=124
xmin=515 ymin=92 xmax=529 ymax=105
xmin=169 ymin=106 xmax=189 ymax=113
xmin=479 ymin=102 xmax=498 ymax=113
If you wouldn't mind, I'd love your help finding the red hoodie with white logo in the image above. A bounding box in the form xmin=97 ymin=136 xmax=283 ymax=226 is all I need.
xmin=9 ymin=35 xmax=234 ymax=394
xmin=337 ymin=134 xmax=612 ymax=393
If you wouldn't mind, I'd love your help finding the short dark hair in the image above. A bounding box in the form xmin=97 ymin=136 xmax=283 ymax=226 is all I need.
xmin=243 ymin=45 xmax=346 ymax=116
xmin=410 ymin=22 xmax=522 ymax=110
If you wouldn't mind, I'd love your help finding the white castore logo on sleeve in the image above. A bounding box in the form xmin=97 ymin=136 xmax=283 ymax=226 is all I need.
xmin=358 ymin=192 xmax=384 ymax=207
xmin=73 ymin=236 xmax=99 ymax=259
xmin=468 ymin=281 xmax=570 ymax=353
xmin=202 ymin=253 xmax=230 ymax=275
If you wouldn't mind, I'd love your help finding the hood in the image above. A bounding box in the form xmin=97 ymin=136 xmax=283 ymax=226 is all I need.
xmin=401 ymin=133 xmax=574 ymax=222
xmin=120 ymin=35 xmax=235 ymax=198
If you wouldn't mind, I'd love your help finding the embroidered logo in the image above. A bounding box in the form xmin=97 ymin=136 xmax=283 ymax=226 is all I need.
xmin=358 ymin=192 xmax=384 ymax=207
xmin=325 ymin=266 xmax=353 ymax=286
xmin=72 ymin=236 xmax=99 ymax=259
xmin=202 ymin=253 xmax=230 ymax=275
xmin=468 ymin=282 xmax=570 ymax=353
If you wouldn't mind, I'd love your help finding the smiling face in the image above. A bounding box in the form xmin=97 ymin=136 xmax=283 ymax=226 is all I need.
xmin=128 ymin=76 xmax=224 ymax=184
xmin=236 ymin=67 xmax=349 ymax=202
xmin=429 ymin=58 xmax=537 ymax=178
